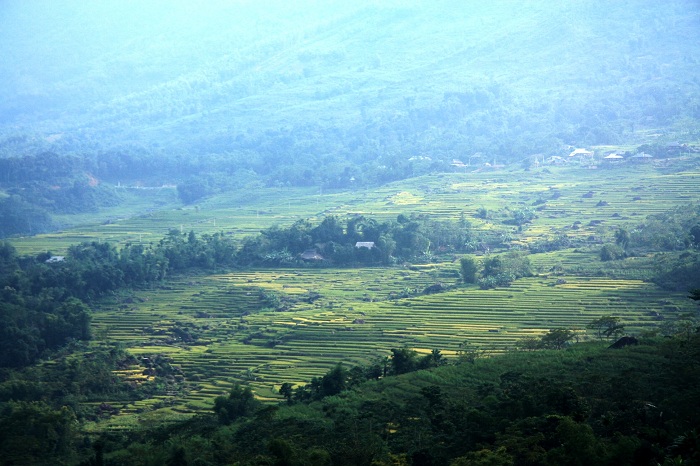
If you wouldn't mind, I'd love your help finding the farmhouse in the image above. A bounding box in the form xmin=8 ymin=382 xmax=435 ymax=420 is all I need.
xmin=45 ymin=256 xmax=65 ymax=263
xmin=630 ymin=152 xmax=653 ymax=164
xmin=568 ymin=148 xmax=596 ymax=168
xmin=568 ymin=148 xmax=594 ymax=158
xmin=603 ymin=153 xmax=624 ymax=164
xmin=300 ymin=249 xmax=324 ymax=261
xmin=666 ymin=142 xmax=689 ymax=155
xmin=355 ymin=242 xmax=375 ymax=249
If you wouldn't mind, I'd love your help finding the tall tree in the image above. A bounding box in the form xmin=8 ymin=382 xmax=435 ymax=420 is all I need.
xmin=213 ymin=384 xmax=260 ymax=425
xmin=539 ymin=328 xmax=576 ymax=350
xmin=587 ymin=315 xmax=624 ymax=340
xmin=390 ymin=347 xmax=418 ymax=375
xmin=460 ymin=256 xmax=478 ymax=284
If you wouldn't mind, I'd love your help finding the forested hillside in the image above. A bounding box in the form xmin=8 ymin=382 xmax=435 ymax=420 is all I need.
xmin=1 ymin=0 xmax=699 ymax=196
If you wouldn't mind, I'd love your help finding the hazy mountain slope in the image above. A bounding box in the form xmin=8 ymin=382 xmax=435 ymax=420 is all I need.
xmin=0 ymin=1 xmax=699 ymax=176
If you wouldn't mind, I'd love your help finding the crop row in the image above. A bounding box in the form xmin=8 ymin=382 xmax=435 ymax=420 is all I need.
xmin=90 ymin=269 xmax=694 ymax=422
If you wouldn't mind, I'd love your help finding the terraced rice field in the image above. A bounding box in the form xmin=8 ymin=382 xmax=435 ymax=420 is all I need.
xmin=90 ymin=265 xmax=695 ymax=429
xmin=10 ymin=161 xmax=700 ymax=429
xmin=11 ymin=165 xmax=700 ymax=256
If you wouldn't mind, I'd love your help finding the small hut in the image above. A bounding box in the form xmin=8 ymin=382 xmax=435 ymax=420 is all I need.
xmin=630 ymin=152 xmax=653 ymax=164
xmin=568 ymin=148 xmax=594 ymax=158
xmin=300 ymin=249 xmax=324 ymax=261
xmin=45 ymin=256 xmax=65 ymax=263
xmin=603 ymin=153 xmax=624 ymax=165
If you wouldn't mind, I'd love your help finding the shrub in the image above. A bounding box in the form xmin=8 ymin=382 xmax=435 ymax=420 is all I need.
xmin=478 ymin=272 xmax=515 ymax=289
xmin=600 ymin=244 xmax=625 ymax=261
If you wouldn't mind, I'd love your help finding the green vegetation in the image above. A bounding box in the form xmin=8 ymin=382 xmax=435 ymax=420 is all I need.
xmin=0 ymin=230 xmax=242 ymax=369
xmin=586 ymin=315 xmax=625 ymax=340
xmin=72 ymin=333 xmax=700 ymax=466
xmin=2 ymin=1 xmax=700 ymax=463
xmin=478 ymin=252 xmax=532 ymax=289
xmin=460 ymin=256 xmax=478 ymax=284
xmin=1 ymin=161 xmax=700 ymax=463
xmin=237 ymin=213 xmax=473 ymax=266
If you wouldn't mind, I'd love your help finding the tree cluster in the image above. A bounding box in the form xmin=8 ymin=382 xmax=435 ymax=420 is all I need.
xmin=596 ymin=205 xmax=700 ymax=291
xmin=601 ymin=205 xmax=700 ymax=261
xmin=460 ymin=252 xmax=533 ymax=289
xmin=0 ymin=231 xmax=239 ymax=369
xmin=0 ymin=243 xmax=92 ymax=368
xmin=238 ymin=213 xmax=473 ymax=266
xmin=285 ymin=348 xmax=448 ymax=405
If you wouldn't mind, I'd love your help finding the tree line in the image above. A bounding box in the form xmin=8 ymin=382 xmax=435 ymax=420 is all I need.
xmin=238 ymin=213 xmax=475 ymax=266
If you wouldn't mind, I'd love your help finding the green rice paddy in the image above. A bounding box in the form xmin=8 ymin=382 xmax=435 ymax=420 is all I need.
xmin=90 ymin=268 xmax=694 ymax=429
xmin=12 ymin=165 xmax=700 ymax=255
xmin=9 ymin=162 xmax=700 ymax=429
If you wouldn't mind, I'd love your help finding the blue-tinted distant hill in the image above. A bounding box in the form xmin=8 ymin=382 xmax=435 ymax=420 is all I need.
xmin=0 ymin=0 xmax=699 ymax=188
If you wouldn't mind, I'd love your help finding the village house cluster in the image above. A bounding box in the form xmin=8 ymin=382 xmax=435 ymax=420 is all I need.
xmin=451 ymin=143 xmax=697 ymax=171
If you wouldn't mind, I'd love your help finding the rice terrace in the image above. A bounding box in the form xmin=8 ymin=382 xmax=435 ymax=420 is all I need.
xmin=9 ymin=161 xmax=699 ymax=431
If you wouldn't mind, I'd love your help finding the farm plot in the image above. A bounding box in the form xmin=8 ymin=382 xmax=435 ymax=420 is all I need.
xmin=11 ymin=166 xmax=700 ymax=257
xmin=445 ymin=168 xmax=700 ymax=244
xmin=527 ymin=248 xmax=660 ymax=280
xmin=89 ymin=265 xmax=447 ymax=417
xmin=91 ymin=266 xmax=695 ymax=426
xmin=10 ymin=162 xmax=700 ymax=431
xmin=209 ymin=266 xmax=446 ymax=305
